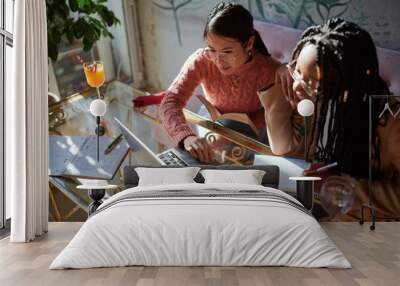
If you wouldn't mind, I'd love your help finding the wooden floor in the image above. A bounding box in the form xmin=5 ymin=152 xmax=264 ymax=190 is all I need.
xmin=0 ymin=222 xmax=399 ymax=286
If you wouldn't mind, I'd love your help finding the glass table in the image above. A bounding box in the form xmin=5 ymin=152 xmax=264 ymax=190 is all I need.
xmin=48 ymin=80 xmax=299 ymax=221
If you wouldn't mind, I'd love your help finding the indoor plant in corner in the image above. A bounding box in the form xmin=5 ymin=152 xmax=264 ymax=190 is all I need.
xmin=46 ymin=0 xmax=120 ymax=62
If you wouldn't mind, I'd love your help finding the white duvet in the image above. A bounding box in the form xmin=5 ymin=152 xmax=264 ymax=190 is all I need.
xmin=50 ymin=183 xmax=351 ymax=269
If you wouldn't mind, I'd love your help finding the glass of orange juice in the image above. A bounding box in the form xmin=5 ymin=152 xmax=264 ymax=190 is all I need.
xmin=83 ymin=61 xmax=105 ymax=98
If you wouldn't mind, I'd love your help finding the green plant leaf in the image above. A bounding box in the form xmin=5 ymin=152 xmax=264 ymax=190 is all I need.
xmin=68 ymin=0 xmax=79 ymax=12
xmin=88 ymin=17 xmax=106 ymax=30
xmin=51 ymin=27 xmax=62 ymax=43
xmin=48 ymin=35 xmax=59 ymax=61
xmin=96 ymin=5 xmax=115 ymax=26
xmin=46 ymin=0 xmax=119 ymax=60
xmin=82 ymin=34 xmax=96 ymax=51
xmin=102 ymin=29 xmax=113 ymax=38
xmin=72 ymin=17 xmax=88 ymax=38
xmin=89 ymin=17 xmax=108 ymax=38
xmin=54 ymin=1 xmax=70 ymax=18
xmin=46 ymin=4 xmax=55 ymax=21
xmin=64 ymin=27 xmax=75 ymax=43
xmin=78 ymin=0 xmax=91 ymax=6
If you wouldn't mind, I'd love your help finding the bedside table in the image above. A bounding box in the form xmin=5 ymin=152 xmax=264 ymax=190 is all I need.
xmin=77 ymin=182 xmax=118 ymax=216
xmin=289 ymin=176 xmax=321 ymax=211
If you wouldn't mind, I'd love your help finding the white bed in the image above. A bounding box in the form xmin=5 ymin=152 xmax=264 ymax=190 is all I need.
xmin=50 ymin=183 xmax=350 ymax=269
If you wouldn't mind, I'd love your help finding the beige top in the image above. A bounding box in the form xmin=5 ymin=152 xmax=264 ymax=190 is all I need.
xmin=257 ymin=84 xmax=304 ymax=156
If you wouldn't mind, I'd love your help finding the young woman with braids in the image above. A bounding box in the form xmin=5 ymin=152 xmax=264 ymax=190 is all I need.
xmin=260 ymin=18 xmax=400 ymax=218
xmin=159 ymin=2 xmax=281 ymax=163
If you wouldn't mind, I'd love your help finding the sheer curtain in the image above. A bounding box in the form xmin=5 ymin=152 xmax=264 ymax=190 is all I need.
xmin=7 ymin=0 xmax=48 ymax=242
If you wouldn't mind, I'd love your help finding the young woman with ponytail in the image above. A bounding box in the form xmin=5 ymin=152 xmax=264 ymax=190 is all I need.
xmin=159 ymin=2 xmax=281 ymax=163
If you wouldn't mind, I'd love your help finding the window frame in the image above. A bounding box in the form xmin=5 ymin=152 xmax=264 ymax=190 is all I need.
xmin=122 ymin=0 xmax=144 ymax=88
xmin=0 ymin=0 xmax=13 ymax=232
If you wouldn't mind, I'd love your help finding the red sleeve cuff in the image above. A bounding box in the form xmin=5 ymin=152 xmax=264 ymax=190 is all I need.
xmin=171 ymin=128 xmax=196 ymax=147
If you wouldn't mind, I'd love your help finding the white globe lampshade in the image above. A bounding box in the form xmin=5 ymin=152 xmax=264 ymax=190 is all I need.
xmin=89 ymin=99 xmax=107 ymax=117
xmin=297 ymin=99 xmax=315 ymax=117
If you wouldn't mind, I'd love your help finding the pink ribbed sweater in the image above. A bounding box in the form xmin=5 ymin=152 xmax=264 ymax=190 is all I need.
xmin=159 ymin=48 xmax=280 ymax=145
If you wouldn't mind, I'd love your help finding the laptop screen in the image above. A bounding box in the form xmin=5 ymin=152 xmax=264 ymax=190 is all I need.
xmin=114 ymin=118 xmax=164 ymax=166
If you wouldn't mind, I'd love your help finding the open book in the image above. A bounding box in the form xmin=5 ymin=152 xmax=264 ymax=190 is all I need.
xmin=49 ymin=135 xmax=130 ymax=180
xmin=196 ymin=95 xmax=261 ymax=139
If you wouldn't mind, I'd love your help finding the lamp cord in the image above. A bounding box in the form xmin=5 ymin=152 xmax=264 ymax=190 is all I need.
xmin=97 ymin=116 xmax=100 ymax=162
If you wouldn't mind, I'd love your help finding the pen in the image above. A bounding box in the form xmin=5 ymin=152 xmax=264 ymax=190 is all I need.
xmin=104 ymin=134 xmax=123 ymax=154
xmin=305 ymin=162 xmax=338 ymax=175
xmin=315 ymin=162 xmax=338 ymax=172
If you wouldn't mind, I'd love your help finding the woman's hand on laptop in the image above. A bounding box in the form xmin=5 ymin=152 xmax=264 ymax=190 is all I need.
xmin=183 ymin=135 xmax=213 ymax=163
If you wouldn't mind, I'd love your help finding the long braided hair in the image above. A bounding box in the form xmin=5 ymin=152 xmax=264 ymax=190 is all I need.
xmin=292 ymin=18 xmax=389 ymax=178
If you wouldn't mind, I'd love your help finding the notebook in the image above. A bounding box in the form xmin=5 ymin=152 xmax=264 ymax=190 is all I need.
xmin=196 ymin=94 xmax=261 ymax=139
xmin=49 ymin=135 xmax=130 ymax=180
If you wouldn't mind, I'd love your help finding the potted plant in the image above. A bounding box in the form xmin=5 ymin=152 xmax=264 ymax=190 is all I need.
xmin=46 ymin=0 xmax=120 ymax=61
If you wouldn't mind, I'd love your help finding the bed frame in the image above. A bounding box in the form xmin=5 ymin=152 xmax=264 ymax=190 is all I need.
xmin=123 ymin=165 xmax=280 ymax=189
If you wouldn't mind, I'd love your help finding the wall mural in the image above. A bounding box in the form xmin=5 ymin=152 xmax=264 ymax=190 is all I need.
xmin=153 ymin=0 xmax=398 ymax=51
xmin=259 ymin=0 xmax=394 ymax=49
xmin=147 ymin=0 xmax=400 ymax=222
xmin=262 ymin=0 xmax=352 ymax=28
xmin=153 ymin=0 xmax=203 ymax=46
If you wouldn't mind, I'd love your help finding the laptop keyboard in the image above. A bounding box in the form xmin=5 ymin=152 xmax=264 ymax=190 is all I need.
xmin=158 ymin=150 xmax=187 ymax=166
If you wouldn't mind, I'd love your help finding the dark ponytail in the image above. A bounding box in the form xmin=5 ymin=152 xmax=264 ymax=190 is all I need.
xmin=253 ymin=29 xmax=270 ymax=57
xmin=203 ymin=2 xmax=270 ymax=57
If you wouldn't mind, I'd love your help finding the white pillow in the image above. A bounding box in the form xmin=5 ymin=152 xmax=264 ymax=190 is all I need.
xmin=135 ymin=167 xmax=201 ymax=186
xmin=200 ymin=169 xmax=266 ymax=185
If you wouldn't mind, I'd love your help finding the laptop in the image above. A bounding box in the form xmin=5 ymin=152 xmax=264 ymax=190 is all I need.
xmin=114 ymin=118 xmax=200 ymax=166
